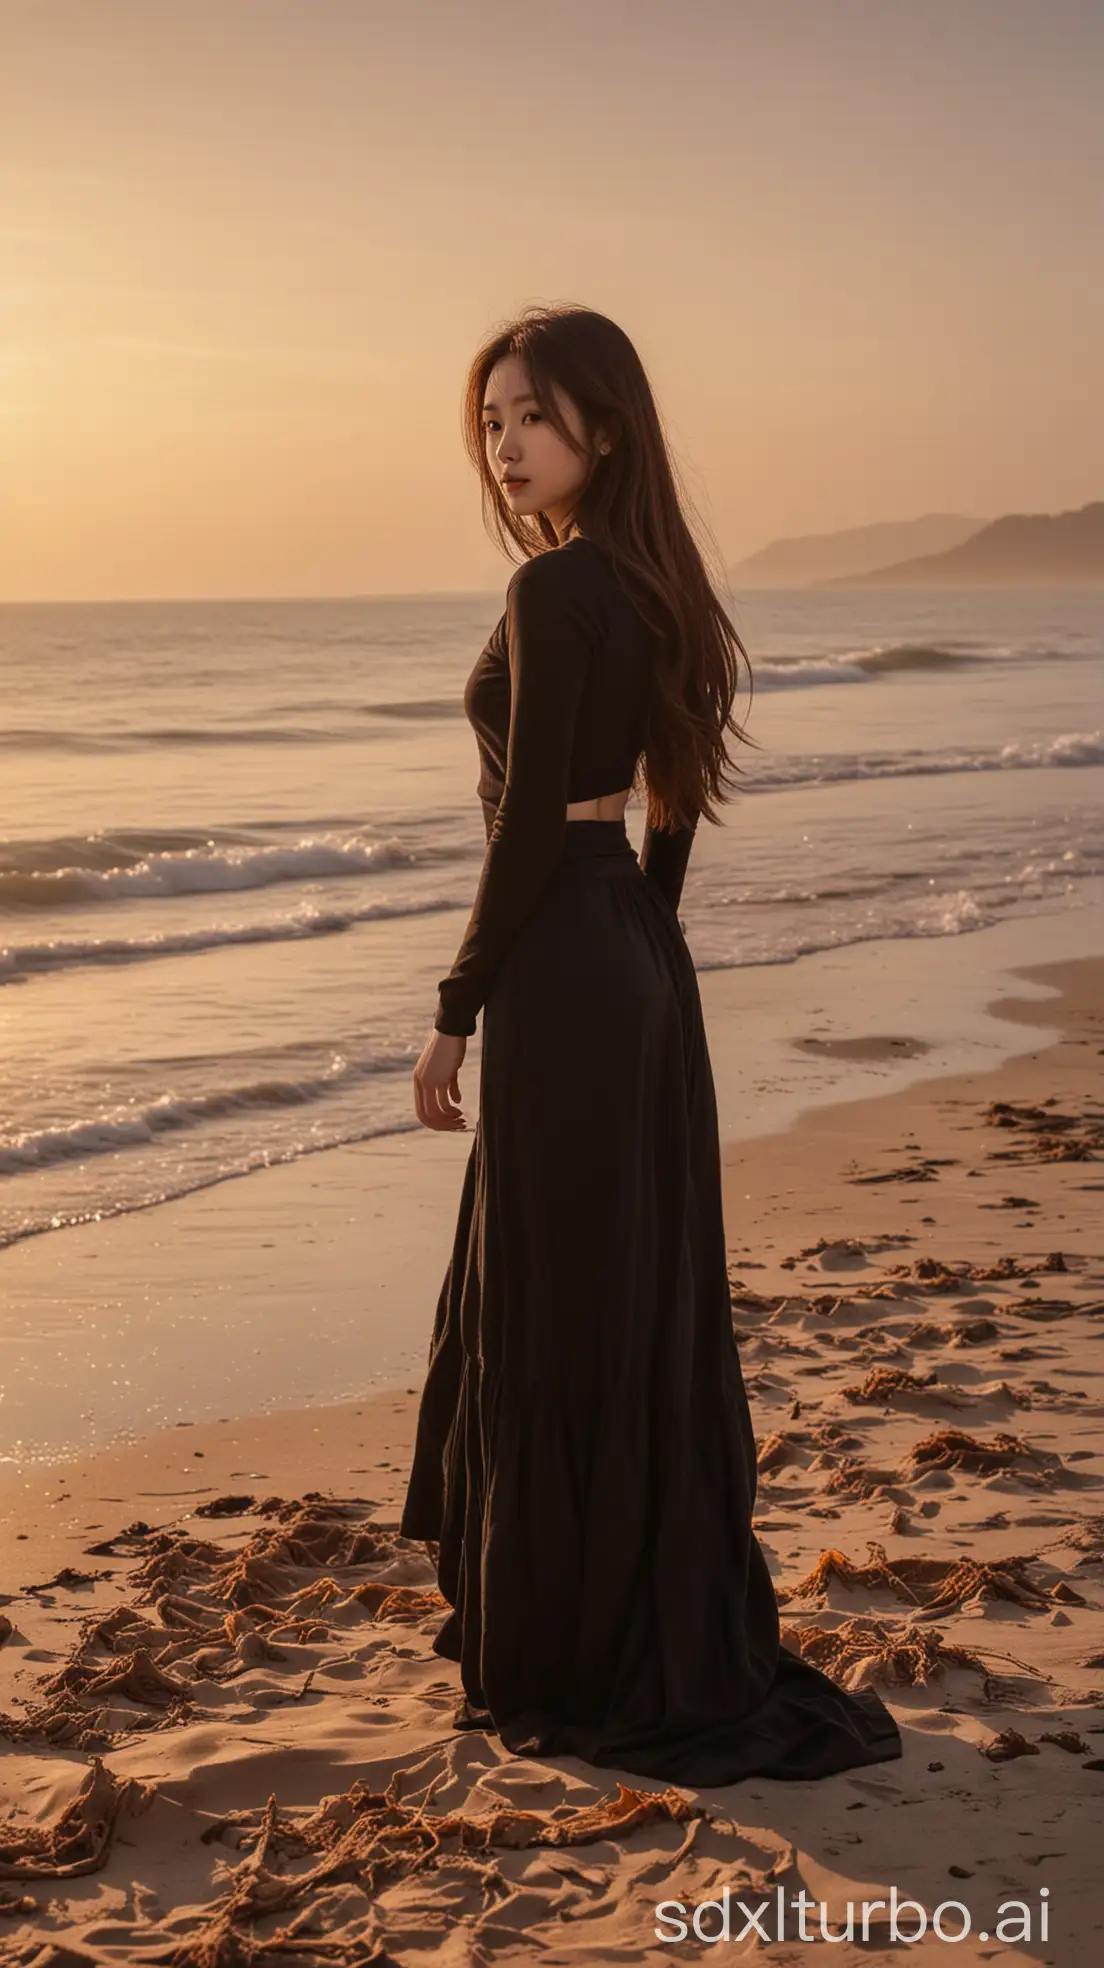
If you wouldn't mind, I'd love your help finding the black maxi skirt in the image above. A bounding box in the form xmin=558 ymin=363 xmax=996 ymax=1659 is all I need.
xmin=400 ymin=819 xmax=902 ymax=1786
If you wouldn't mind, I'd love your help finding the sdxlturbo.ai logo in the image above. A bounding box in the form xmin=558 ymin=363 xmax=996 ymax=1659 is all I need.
xmin=655 ymin=1885 xmax=1051 ymax=1946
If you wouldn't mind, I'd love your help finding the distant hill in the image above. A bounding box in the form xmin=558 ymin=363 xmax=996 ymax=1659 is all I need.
xmin=819 ymin=499 xmax=1104 ymax=587
xmin=730 ymin=514 xmax=984 ymax=588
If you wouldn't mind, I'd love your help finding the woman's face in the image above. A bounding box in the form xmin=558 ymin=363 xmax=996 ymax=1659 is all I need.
xmin=482 ymin=353 xmax=597 ymax=538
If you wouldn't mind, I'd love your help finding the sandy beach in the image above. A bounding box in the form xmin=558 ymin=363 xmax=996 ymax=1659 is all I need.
xmin=2 ymin=952 xmax=1102 ymax=1964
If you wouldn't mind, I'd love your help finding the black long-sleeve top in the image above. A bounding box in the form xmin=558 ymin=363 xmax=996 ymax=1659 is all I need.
xmin=434 ymin=536 xmax=698 ymax=1038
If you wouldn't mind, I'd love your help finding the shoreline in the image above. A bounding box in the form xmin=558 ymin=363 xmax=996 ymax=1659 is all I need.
xmin=2 ymin=948 xmax=1101 ymax=1578
xmin=4 ymin=888 xmax=1103 ymax=1280
xmin=4 ymin=898 xmax=1104 ymax=1481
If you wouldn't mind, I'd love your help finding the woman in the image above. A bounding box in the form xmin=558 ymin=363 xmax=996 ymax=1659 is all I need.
xmin=401 ymin=305 xmax=901 ymax=1786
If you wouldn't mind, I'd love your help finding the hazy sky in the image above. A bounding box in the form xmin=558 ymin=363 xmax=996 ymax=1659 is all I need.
xmin=3 ymin=0 xmax=1101 ymax=601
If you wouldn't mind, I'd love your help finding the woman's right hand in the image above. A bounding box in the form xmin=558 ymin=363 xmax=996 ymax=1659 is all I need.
xmin=413 ymin=1029 xmax=468 ymax=1131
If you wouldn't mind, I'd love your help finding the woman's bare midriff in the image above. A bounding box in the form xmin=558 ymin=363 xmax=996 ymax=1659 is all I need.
xmin=565 ymin=787 xmax=632 ymax=822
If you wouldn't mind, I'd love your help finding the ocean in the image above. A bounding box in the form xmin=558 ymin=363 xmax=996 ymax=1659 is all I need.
xmin=2 ymin=580 xmax=1102 ymax=1255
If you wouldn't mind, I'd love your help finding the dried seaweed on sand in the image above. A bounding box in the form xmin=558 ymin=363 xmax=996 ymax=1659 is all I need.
xmin=843 ymin=1367 xmax=941 ymax=1404
xmin=822 ymin=1458 xmax=905 ymax=1501
xmin=779 ymin=1616 xmax=1027 ymax=1695
xmin=906 ymin=1317 xmax=1002 ymax=1347
xmin=0 ymin=1759 xmax=156 ymax=1881
xmin=0 ymin=1500 xmax=449 ymax=1754
xmin=756 ymin=1422 xmax=865 ymax=1475
xmin=905 ymin=1426 xmax=1059 ymax=1479
xmin=0 ymin=1757 xmax=703 ymax=1962
xmin=985 ymin=1098 xmax=1104 ymax=1164
xmin=776 ymin=1541 xmax=1084 ymax=1618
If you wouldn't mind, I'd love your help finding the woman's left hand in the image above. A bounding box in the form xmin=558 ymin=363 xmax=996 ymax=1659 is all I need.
xmin=413 ymin=1030 xmax=468 ymax=1131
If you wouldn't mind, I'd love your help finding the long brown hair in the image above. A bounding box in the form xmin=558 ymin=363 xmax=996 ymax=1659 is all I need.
xmin=461 ymin=303 xmax=756 ymax=835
